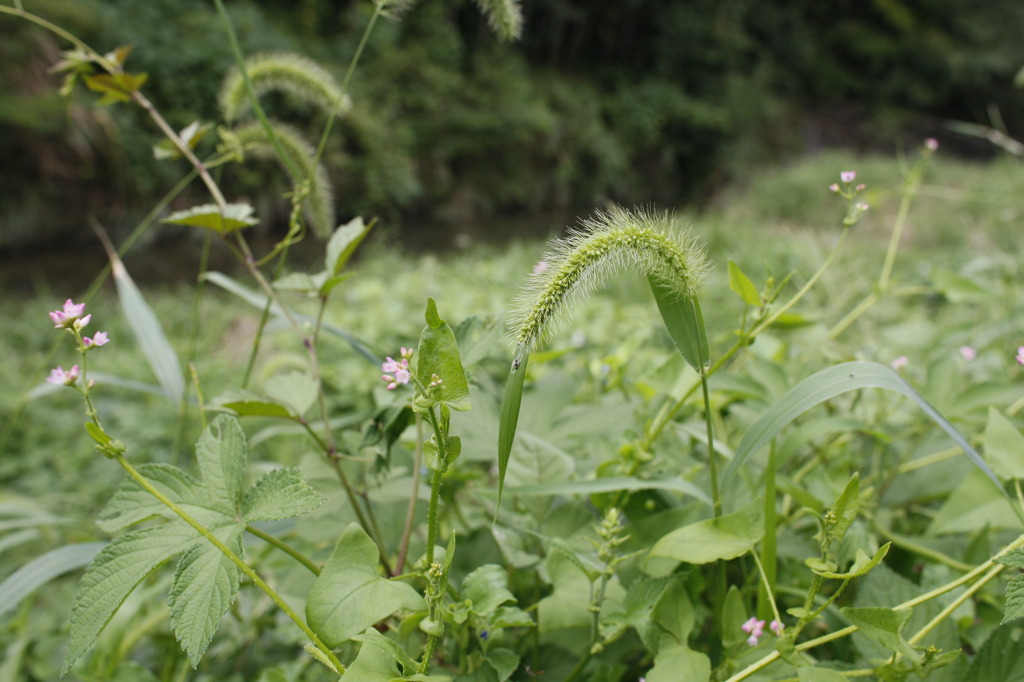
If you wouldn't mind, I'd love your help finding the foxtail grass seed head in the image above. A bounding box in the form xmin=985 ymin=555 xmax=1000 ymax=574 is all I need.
xmin=509 ymin=206 xmax=708 ymax=353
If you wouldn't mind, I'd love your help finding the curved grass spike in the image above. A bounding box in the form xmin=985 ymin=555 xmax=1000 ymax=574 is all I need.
xmin=218 ymin=53 xmax=351 ymax=124
xmin=472 ymin=0 xmax=524 ymax=42
xmin=232 ymin=120 xmax=334 ymax=237
xmin=498 ymin=206 xmax=709 ymax=509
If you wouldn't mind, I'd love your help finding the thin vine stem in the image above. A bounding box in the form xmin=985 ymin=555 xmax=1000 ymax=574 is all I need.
xmin=245 ymin=524 xmax=321 ymax=576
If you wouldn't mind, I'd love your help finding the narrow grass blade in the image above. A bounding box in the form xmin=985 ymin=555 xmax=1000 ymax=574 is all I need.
xmin=105 ymin=252 xmax=184 ymax=404
xmin=649 ymin=275 xmax=709 ymax=372
xmin=722 ymin=361 xmax=1001 ymax=492
xmin=497 ymin=351 xmax=529 ymax=511
xmin=201 ymin=271 xmax=378 ymax=363
xmin=0 ymin=542 xmax=106 ymax=616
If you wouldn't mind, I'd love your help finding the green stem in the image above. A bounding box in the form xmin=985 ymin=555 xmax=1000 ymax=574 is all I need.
xmin=211 ymin=0 xmax=300 ymax=180
xmin=725 ymin=531 xmax=1024 ymax=682
xmin=116 ymin=455 xmax=343 ymax=673
xmin=396 ymin=413 xmax=425 ymax=574
xmin=245 ymin=524 xmax=321 ymax=576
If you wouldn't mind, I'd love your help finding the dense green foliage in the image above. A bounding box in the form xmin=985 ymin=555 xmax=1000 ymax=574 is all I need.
xmin=2 ymin=151 xmax=1024 ymax=680
xmin=3 ymin=0 xmax=1024 ymax=249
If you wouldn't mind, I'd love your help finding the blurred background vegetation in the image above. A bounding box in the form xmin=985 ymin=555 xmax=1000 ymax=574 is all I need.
xmin=1 ymin=0 xmax=1023 ymax=255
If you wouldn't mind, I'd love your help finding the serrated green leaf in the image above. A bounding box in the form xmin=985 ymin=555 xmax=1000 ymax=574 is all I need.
xmin=997 ymin=548 xmax=1024 ymax=569
xmin=64 ymin=524 xmax=196 ymax=674
xmin=722 ymin=362 xmax=1001 ymax=493
xmin=462 ymin=565 xmax=516 ymax=617
xmin=984 ymin=407 xmax=1024 ymax=480
xmin=242 ymin=467 xmax=325 ymax=522
xmin=97 ymin=463 xmax=203 ymax=533
xmin=195 ymin=415 xmax=247 ymax=516
xmin=163 ymin=203 xmax=259 ymax=233
xmin=306 ymin=524 xmax=425 ymax=648
xmin=264 ymin=371 xmax=318 ymax=417
xmin=840 ymin=606 xmax=920 ymax=662
xmin=326 ymin=216 xmax=372 ymax=276
xmin=728 ymin=260 xmax=761 ymax=306
xmin=649 ymin=274 xmax=710 ymax=373
xmin=0 ymin=542 xmax=104 ymax=617
xmin=108 ymin=255 xmax=184 ymax=404
xmin=646 ymin=498 xmax=763 ymax=571
xmin=167 ymin=529 xmax=245 ymax=666
xmin=1002 ymin=574 xmax=1024 ymax=624
xmin=414 ymin=299 xmax=471 ymax=412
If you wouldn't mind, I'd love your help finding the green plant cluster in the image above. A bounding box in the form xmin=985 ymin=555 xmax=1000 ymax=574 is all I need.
xmin=2 ymin=3 xmax=1024 ymax=682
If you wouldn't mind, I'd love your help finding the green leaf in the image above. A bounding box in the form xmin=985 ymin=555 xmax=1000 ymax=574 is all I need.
xmin=829 ymin=473 xmax=860 ymax=544
xmin=167 ymin=530 xmax=245 ymax=666
xmin=306 ymin=524 xmax=425 ymax=648
xmin=263 ymin=371 xmax=318 ymax=417
xmin=109 ymin=254 xmax=184 ymax=404
xmin=0 ymin=542 xmax=104 ymax=617
xmin=649 ymin=274 xmax=710 ymax=372
xmin=195 ymin=415 xmax=247 ymax=516
xmin=350 ymin=628 xmax=419 ymax=677
xmin=64 ymin=524 xmax=197 ymax=674
xmin=646 ymin=635 xmax=711 ymax=682
xmin=646 ymin=498 xmax=763 ymax=572
xmin=415 ymin=299 xmax=471 ymax=412
xmin=163 ymin=203 xmax=259 ymax=233
xmin=967 ymin=622 xmax=1024 ymax=680
xmin=340 ymin=629 xmax=403 ymax=682
xmin=840 ymin=606 xmax=920 ymax=662
xmin=97 ymin=463 xmax=204 ymax=533
xmin=928 ymin=469 xmax=1019 ymax=534
xmin=221 ymin=399 xmax=296 ymax=419
xmin=326 ymin=216 xmax=373 ymax=276
xmin=811 ymin=543 xmax=890 ymax=579
xmin=242 ymin=467 xmax=325 ymax=522
xmin=984 ymin=408 xmax=1024 ymax=480
xmin=728 ymin=260 xmax=761 ymax=306
xmin=1002 ymin=574 xmax=1024 ymax=624
xmin=497 ymin=352 xmax=528 ymax=512
xmin=462 ymin=565 xmax=516 ymax=617
xmin=153 ymin=120 xmax=212 ymax=160
xmin=722 ymin=362 xmax=1001 ymax=492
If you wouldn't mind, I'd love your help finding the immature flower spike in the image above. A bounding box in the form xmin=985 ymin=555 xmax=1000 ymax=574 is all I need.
xmin=509 ymin=206 xmax=707 ymax=353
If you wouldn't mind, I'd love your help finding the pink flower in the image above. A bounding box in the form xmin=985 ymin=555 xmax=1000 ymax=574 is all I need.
xmin=47 ymin=365 xmax=80 ymax=386
xmin=770 ymin=619 xmax=784 ymax=636
xmin=742 ymin=617 xmax=765 ymax=646
xmin=925 ymin=138 xmax=939 ymax=151
xmin=49 ymin=299 xmax=87 ymax=329
xmin=959 ymin=346 xmax=976 ymax=362
xmin=381 ymin=347 xmax=413 ymax=390
xmin=83 ymin=331 xmax=110 ymax=348
xmin=840 ymin=171 xmax=856 ymax=183
xmin=891 ymin=356 xmax=909 ymax=370
xmin=1016 ymin=346 xmax=1024 ymax=366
